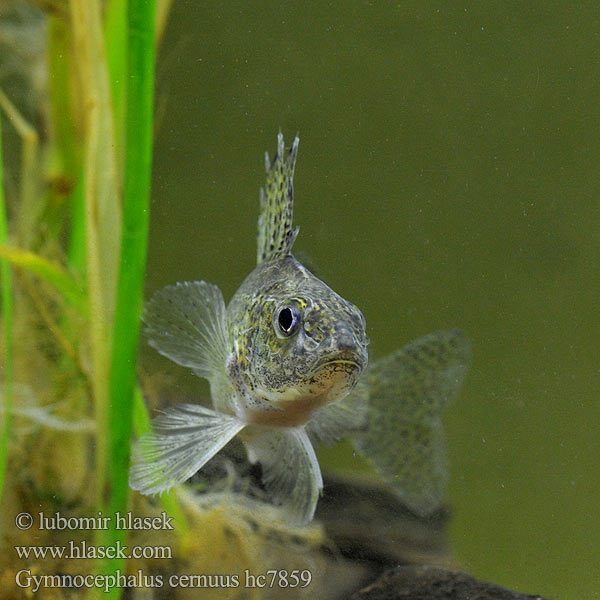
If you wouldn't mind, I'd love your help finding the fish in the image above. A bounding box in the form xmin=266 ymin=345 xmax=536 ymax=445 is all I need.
xmin=129 ymin=133 xmax=470 ymax=525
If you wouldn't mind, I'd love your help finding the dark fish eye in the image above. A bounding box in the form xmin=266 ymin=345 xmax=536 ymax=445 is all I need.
xmin=276 ymin=306 xmax=301 ymax=336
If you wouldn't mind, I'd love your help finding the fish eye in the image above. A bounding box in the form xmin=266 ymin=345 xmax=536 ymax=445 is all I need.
xmin=276 ymin=306 xmax=301 ymax=337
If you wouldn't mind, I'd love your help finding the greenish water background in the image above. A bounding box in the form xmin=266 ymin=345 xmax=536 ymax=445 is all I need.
xmin=147 ymin=2 xmax=599 ymax=598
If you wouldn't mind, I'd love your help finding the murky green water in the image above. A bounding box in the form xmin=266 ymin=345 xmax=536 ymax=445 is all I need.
xmin=147 ymin=3 xmax=599 ymax=598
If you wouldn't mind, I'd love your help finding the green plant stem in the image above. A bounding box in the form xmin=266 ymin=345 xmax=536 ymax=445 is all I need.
xmin=70 ymin=0 xmax=122 ymax=516
xmin=47 ymin=16 xmax=86 ymax=277
xmin=108 ymin=0 xmax=156 ymax=519
xmin=0 ymin=90 xmax=39 ymax=251
xmin=48 ymin=16 xmax=77 ymax=179
xmin=67 ymin=173 xmax=86 ymax=275
xmin=102 ymin=0 xmax=157 ymax=589
xmin=104 ymin=0 xmax=128 ymax=164
xmin=0 ymin=113 xmax=13 ymax=505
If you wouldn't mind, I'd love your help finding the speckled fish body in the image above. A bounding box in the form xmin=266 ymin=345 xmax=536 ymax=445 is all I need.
xmin=129 ymin=134 xmax=470 ymax=525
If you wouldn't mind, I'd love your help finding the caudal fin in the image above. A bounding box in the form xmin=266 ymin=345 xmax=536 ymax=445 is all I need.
xmin=353 ymin=329 xmax=471 ymax=516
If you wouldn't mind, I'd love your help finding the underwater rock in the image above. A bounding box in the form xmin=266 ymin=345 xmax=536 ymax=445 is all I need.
xmin=315 ymin=478 xmax=548 ymax=599
xmin=347 ymin=565 xmax=549 ymax=600
xmin=316 ymin=475 xmax=450 ymax=568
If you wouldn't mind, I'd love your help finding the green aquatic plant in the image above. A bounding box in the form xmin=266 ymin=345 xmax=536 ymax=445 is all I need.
xmin=71 ymin=0 xmax=122 ymax=517
xmin=0 ymin=1 xmax=185 ymax=596
xmin=0 ymin=244 xmax=85 ymax=311
xmin=0 ymin=106 xmax=13 ymax=507
xmin=103 ymin=0 xmax=157 ymax=587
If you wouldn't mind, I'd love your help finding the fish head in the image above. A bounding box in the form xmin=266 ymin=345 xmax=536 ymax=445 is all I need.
xmin=233 ymin=260 xmax=369 ymax=413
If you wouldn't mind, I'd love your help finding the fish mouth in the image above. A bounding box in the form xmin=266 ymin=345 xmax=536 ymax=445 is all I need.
xmin=309 ymin=357 xmax=364 ymax=377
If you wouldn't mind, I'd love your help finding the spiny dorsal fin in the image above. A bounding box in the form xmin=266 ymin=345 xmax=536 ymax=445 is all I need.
xmin=256 ymin=133 xmax=300 ymax=265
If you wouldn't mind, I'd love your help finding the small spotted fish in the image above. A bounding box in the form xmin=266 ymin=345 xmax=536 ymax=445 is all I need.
xmin=129 ymin=134 xmax=470 ymax=524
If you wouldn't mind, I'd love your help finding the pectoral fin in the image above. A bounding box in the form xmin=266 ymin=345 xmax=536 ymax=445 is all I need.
xmin=129 ymin=404 xmax=245 ymax=495
xmin=353 ymin=329 xmax=471 ymax=516
xmin=243 ymin=427 xmax=323 ymax=525
xmin=143 ymin=281 xmax=229 ymax=381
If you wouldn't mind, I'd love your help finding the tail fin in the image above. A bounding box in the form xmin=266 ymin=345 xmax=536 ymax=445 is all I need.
xmin=256 ymin=133 xmax=299 ymax=264
xmin=353 ymin=330 xmax=471 ymax=516
xmin=129 ymin=404 xmax=245 ymax=495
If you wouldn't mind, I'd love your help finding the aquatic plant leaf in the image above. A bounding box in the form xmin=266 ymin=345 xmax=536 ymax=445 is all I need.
xmin=68 ymin=2 xmax=123 ymax=529
xmin=129 ymin=404 xmax=245 ymax=495
xmin=71 ymin=0 xmax=122 ymax=324
xmin=0 ymin=88 xmax=40 ymax=250
xmin=256 ymin=133 xmax=299 ymax=264
xmin=353 ymin=329 xmax=471 ymax=516
xmin=143 ymin=281 xmax=229 ymax=381
xmin=0 ymin=112 xmax=12 ymax=505
xmin=0 ymin=244 xmax=85 ymax=311
xmin=244 ymin=427 xmax=323 ymax=525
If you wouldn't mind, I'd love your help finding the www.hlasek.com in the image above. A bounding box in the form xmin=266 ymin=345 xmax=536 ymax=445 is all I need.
xmin=14 ymin=540 xmax=171 ymax=561
xmin=15 ymin=570 xmax=313 ymax=593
